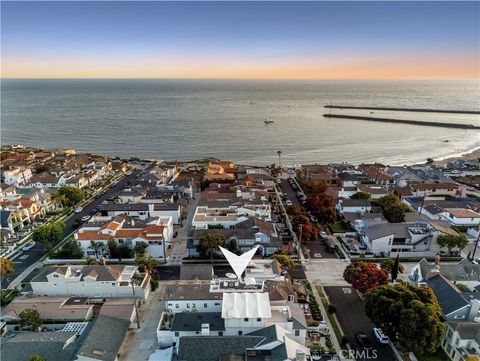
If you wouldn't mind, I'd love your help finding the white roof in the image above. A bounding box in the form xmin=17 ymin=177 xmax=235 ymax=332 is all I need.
xmin=221 ymin=292 xmax=271 ymax=319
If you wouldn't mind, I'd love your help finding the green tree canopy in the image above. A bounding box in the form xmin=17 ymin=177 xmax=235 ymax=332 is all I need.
xmin=32 ymin=222 xmax=66 ymax=251
xmin=198 ymin=234 xmax=225 ymax=263
xmin=437 ymin=234 xmax=469 ymax=255
xmin=351 ymin=191 xmax=371 ymax=200
xmin=53 ymin=186 xmax=85 ymax=207
xmin=272 ymin=254 xmax=294 ymax=268
xmin=0 ymin=258 xmax=15 ymax=277
xmin=377 ymin=195 xmax=409 ymax=223
xmin=364 ymin=283 xmax=445 ymax=355
xmin=380 ymin=256 xmax=404 ymax=281
xmin=53 ymin=240 xmax=83 ymax=259
xmin=228 ymin=239 xmax=240 ymax=255
xmin=135 ymin=255 xmax=158 ymax=275
xmin=19 ymin=309 xmax=42 ymax=331
xmin=29 ymin=355 xmax=47 ymax=361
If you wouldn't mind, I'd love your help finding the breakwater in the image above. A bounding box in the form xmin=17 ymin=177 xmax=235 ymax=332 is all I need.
xmin=324 ymin=105 xmax=480 ymax=115
xmin=323 ymin=114 xmax=480 ymax=130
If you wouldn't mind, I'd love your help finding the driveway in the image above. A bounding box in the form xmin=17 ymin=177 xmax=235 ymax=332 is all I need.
xmin=303 ymin=240 xmax=338 ymax=259
xmin=323 ymin=286 xmax=396 ymax=361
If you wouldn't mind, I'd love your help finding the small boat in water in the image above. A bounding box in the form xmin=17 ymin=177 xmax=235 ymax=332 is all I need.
xmin=264 ymin=118 xmax=274 ymax=124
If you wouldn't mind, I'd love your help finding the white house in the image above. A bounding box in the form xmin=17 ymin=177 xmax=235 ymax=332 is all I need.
xmin=337 ymin=198 xmax=372 ymax=215
xmin=75 ymin=215 xmax=173 ymax=260
xmin=99 ymin=203 xmax=181 ymax=224
xmin=3 ymin=167 xmax=33 ymax=187
xmin=442 ymin=208 xmax=480 ymax=227
xmin=165 ymin=284 xmax=223 ymax=314
xmin=442 ymin=321 xmax=480 ymax=361
xmin=30 ymin=265 xmax=150 ymax=301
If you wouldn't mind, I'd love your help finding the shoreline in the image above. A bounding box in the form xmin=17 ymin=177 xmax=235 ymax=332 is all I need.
xmin=432 ymin=146 xmax=480 ymax=165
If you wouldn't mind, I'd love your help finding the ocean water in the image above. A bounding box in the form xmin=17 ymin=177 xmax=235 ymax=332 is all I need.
xmin=1 ymin=79 xmax=479 ymax=166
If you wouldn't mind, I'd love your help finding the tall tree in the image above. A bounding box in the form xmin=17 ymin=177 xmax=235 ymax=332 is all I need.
xmin=343 ymin=262 xmax=389 ymax=293
xmin=306 ymin=195 xmax=336 ymax=225
xmin=198 ymin=234 xmax=225 ymax=264
xmin=272 ymin=254 xmax=294 ymax=268
xmin=351 ymin=191 xmax=371 ymax=200
xmin=301 ymin=223 xmax=319 ymax=242
xmin=19 ymin=309 xmax=42 ymax=331
xmin=228 ymin=239 xmax=240 ymax=255
xmin=437 ymin=234 xmax=469 ymax=256
xmin=0 ymin=258 xmax=15 ymax=283
xmin=53 ymin=186 xmax=85 ymax=207
xmin=365 ymin=284 xmax=445 ymax=355
xmin=391 ymin=254 xmax=400 ymax=282
xmin=135 ymin=256 xmax=158 ymax=275
xmin=32 ymin=221 xmax=66 ymax=253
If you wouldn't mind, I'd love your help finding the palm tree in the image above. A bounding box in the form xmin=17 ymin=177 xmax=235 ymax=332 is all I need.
xmin=89 ymin=241 xmax=105 ymax=259
xmin=0 ymin=257 xmax=14 ymax=283
xmin=277 ymin=150 xmax=282 ymax=167
xmin=135 ymin=256 xmax=158 ymax=275
xmin=82 ymin=257 xmax=98 ymax=265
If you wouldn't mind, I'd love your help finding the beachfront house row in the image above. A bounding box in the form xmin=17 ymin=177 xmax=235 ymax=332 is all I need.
xmin=30 ymin=264 xmax=150 ymax=301
xmin=3 ymin=167 xmax=33 ymax=187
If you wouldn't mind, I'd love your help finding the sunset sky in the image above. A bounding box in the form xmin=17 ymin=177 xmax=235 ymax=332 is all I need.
xmin=1 ymin=1 xmax=479 ymax=79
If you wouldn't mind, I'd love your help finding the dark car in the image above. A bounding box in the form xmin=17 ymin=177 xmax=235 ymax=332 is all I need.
xmin=356 ymin=332 xmax=373 ymax=349
xmin=90 ymin=208 xmax=99 ymax=214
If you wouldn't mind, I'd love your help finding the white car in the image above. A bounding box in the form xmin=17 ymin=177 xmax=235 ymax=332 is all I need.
xmin=373 ymin=328 xmax=389 ymax=344
xmin=276 ymin=179 xmax=282 ymax=184
xmin=22 ymin=241 xmax=36 ymax=252
xmin=320 ymin=231 xmax=327 ymax=239
xmin=81 ymin=215 xmax=91 ymax=222
xmin=285 ymin=200 xmax=293 ymax=206
xmin=74 ymin=207 xmax=83 ymax=213
xmin=101 ymin=200 xmax=109 ymax=205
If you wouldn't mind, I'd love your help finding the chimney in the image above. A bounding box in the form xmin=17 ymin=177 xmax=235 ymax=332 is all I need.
xmin=467 ymin=299 xmax=480 ymax=321
xmin=434 ymin=255 xmax=440 ymax=267
xmin=101 ymin=256 xmax=107 ymax=268
xmin=201 ymin=323 xmax=210 ymax=336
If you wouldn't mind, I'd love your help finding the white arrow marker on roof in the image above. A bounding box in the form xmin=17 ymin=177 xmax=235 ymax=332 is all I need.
xmin=219 ymin=245 xmax=259 ymax=280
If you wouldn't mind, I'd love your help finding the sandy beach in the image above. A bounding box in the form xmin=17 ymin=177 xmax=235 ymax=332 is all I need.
xmin=433 ymin=147 xmax=480 ymax=165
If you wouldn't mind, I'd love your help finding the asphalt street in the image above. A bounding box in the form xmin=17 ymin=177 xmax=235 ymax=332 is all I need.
xmin=2 ymin=169 xmax=142 ymax=289
xmin=324 ymin=286 xmax=396 ymax=361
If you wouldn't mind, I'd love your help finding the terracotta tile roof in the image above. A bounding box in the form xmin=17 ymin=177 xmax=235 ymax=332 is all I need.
xmin=445 ymin=208 xmax=480 ymax=218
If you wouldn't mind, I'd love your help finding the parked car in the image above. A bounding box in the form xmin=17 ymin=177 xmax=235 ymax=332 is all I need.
xmin=107 ymin=195 xmax=116 ymax=201
xmin=359 ymin=244 xmax=368 ymax=250
xmin=90 ymin=208 xmax=99 ymax=215
xmin=320 ymin=231 xmax=327 ymax=239
xmin=101 ymin=200 xmax=109 ymax=205
xmin=286 ymin=200 xmax=293 ymax=206
xmin=356 ymin=332 xmax=372 ymax=349
xmin=310 ymin=215 xmax=318 ymax=223
xmin=22 ymin=241 xmax=36 ymax=252
xmin=276 ymin=179 xmax=282 ymax=184
xmin=373 ymin=328 xmax=389 ymax=344
xmin=74 ymin=207 xmax=83 ymax=214
xmin=81 ymin=215 xmax=91 ymax=222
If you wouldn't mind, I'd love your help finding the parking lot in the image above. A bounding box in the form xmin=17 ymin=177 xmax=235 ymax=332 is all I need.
xmin=303 ymin=240 xmax=338 ymax=259
xmin=323 ymin=286 xmax=396 ymax=361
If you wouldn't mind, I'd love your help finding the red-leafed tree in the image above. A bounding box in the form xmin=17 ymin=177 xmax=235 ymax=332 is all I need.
xmin=305 ymin=195 xmax=336 ymax=225
xmin=301 ymin=223 xmax=319 ymax=242
xmin=343 ymin=262 xmax=389 ymax=293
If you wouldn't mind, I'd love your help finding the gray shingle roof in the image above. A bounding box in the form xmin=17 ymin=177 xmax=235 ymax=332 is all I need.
xmin=76 ymin=315 xmax=130 ymax=361
xmin=177 ymin=336 xmax=265 ymax=361
xmin=0 ymin=331 xmax=78 ymax=361
xmin=426 ymin=274 xmax=469 ymax=316
xmin=363 ymin=223 xmax=410 ymax=240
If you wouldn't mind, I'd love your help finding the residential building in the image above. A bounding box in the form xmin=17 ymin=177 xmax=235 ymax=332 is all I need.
xmin=30 ymin=265 xmax=150 ymax=301
xmin=443 ymin=208 xmax=480 ymax=226
xmin=204 ymin=161 xmax=237 ymax=182
xmin=337 ymin=198 xmax=372 ymax=215
xmin=410 ymin=182 xmax=466 ymax=198
xmin=361 ymin=166 xmax=394 ymax=185
xmin=165 ymin=284 xmax=223 ymax=313
xmin=3 ymin=167 xmax=33 ymax=187
xmin=75 ymin=215 xmax=172 ymax=260
xmin=442 ymin=321 xmax=480 ymax=361
xmin=99 ymin=202 xmax=181 ymax=224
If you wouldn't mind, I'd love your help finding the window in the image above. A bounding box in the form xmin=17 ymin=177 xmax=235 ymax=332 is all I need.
xmin=214 ymin=303 xmax=220 ymax=306
xmin=256 ymin=318 xmax=261 ymax=322
xmin=175 ymin=304 xmax=179 ymax=309
xmin=295 ymin=330 xmax=300 ymax=336
xmin=218 ymin=331 xmax=223 ymax=336
xmin=204 ymin=303 xmax=207 ymax=308
xmin=174 ymin=332 xmax=179 ymax=337
xmin=244 ymin=318 xmax=249 ymax=322
xmin=53 ymin=274 xmax=59 ymax=278
xmin=195 ymin=331 xmax=199 ymax=334
xmin=238 ymin=331 xmax=242 ymax=335
xmin=187 ymin=303 xmax=190 ymax=308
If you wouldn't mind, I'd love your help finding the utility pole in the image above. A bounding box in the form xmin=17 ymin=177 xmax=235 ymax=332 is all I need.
xmin=471 ymin=230 xmax=480 ymax=261
xmin=131 ymin=278 xmax=141 ymax=329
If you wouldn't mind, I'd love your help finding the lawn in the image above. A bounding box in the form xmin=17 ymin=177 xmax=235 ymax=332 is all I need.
xmin=329 ymin=221 xmax=350 ymax=233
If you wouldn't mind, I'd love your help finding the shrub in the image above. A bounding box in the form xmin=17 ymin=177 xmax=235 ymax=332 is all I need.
xmin=327 ymin=304 xmax=337 ymax=314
